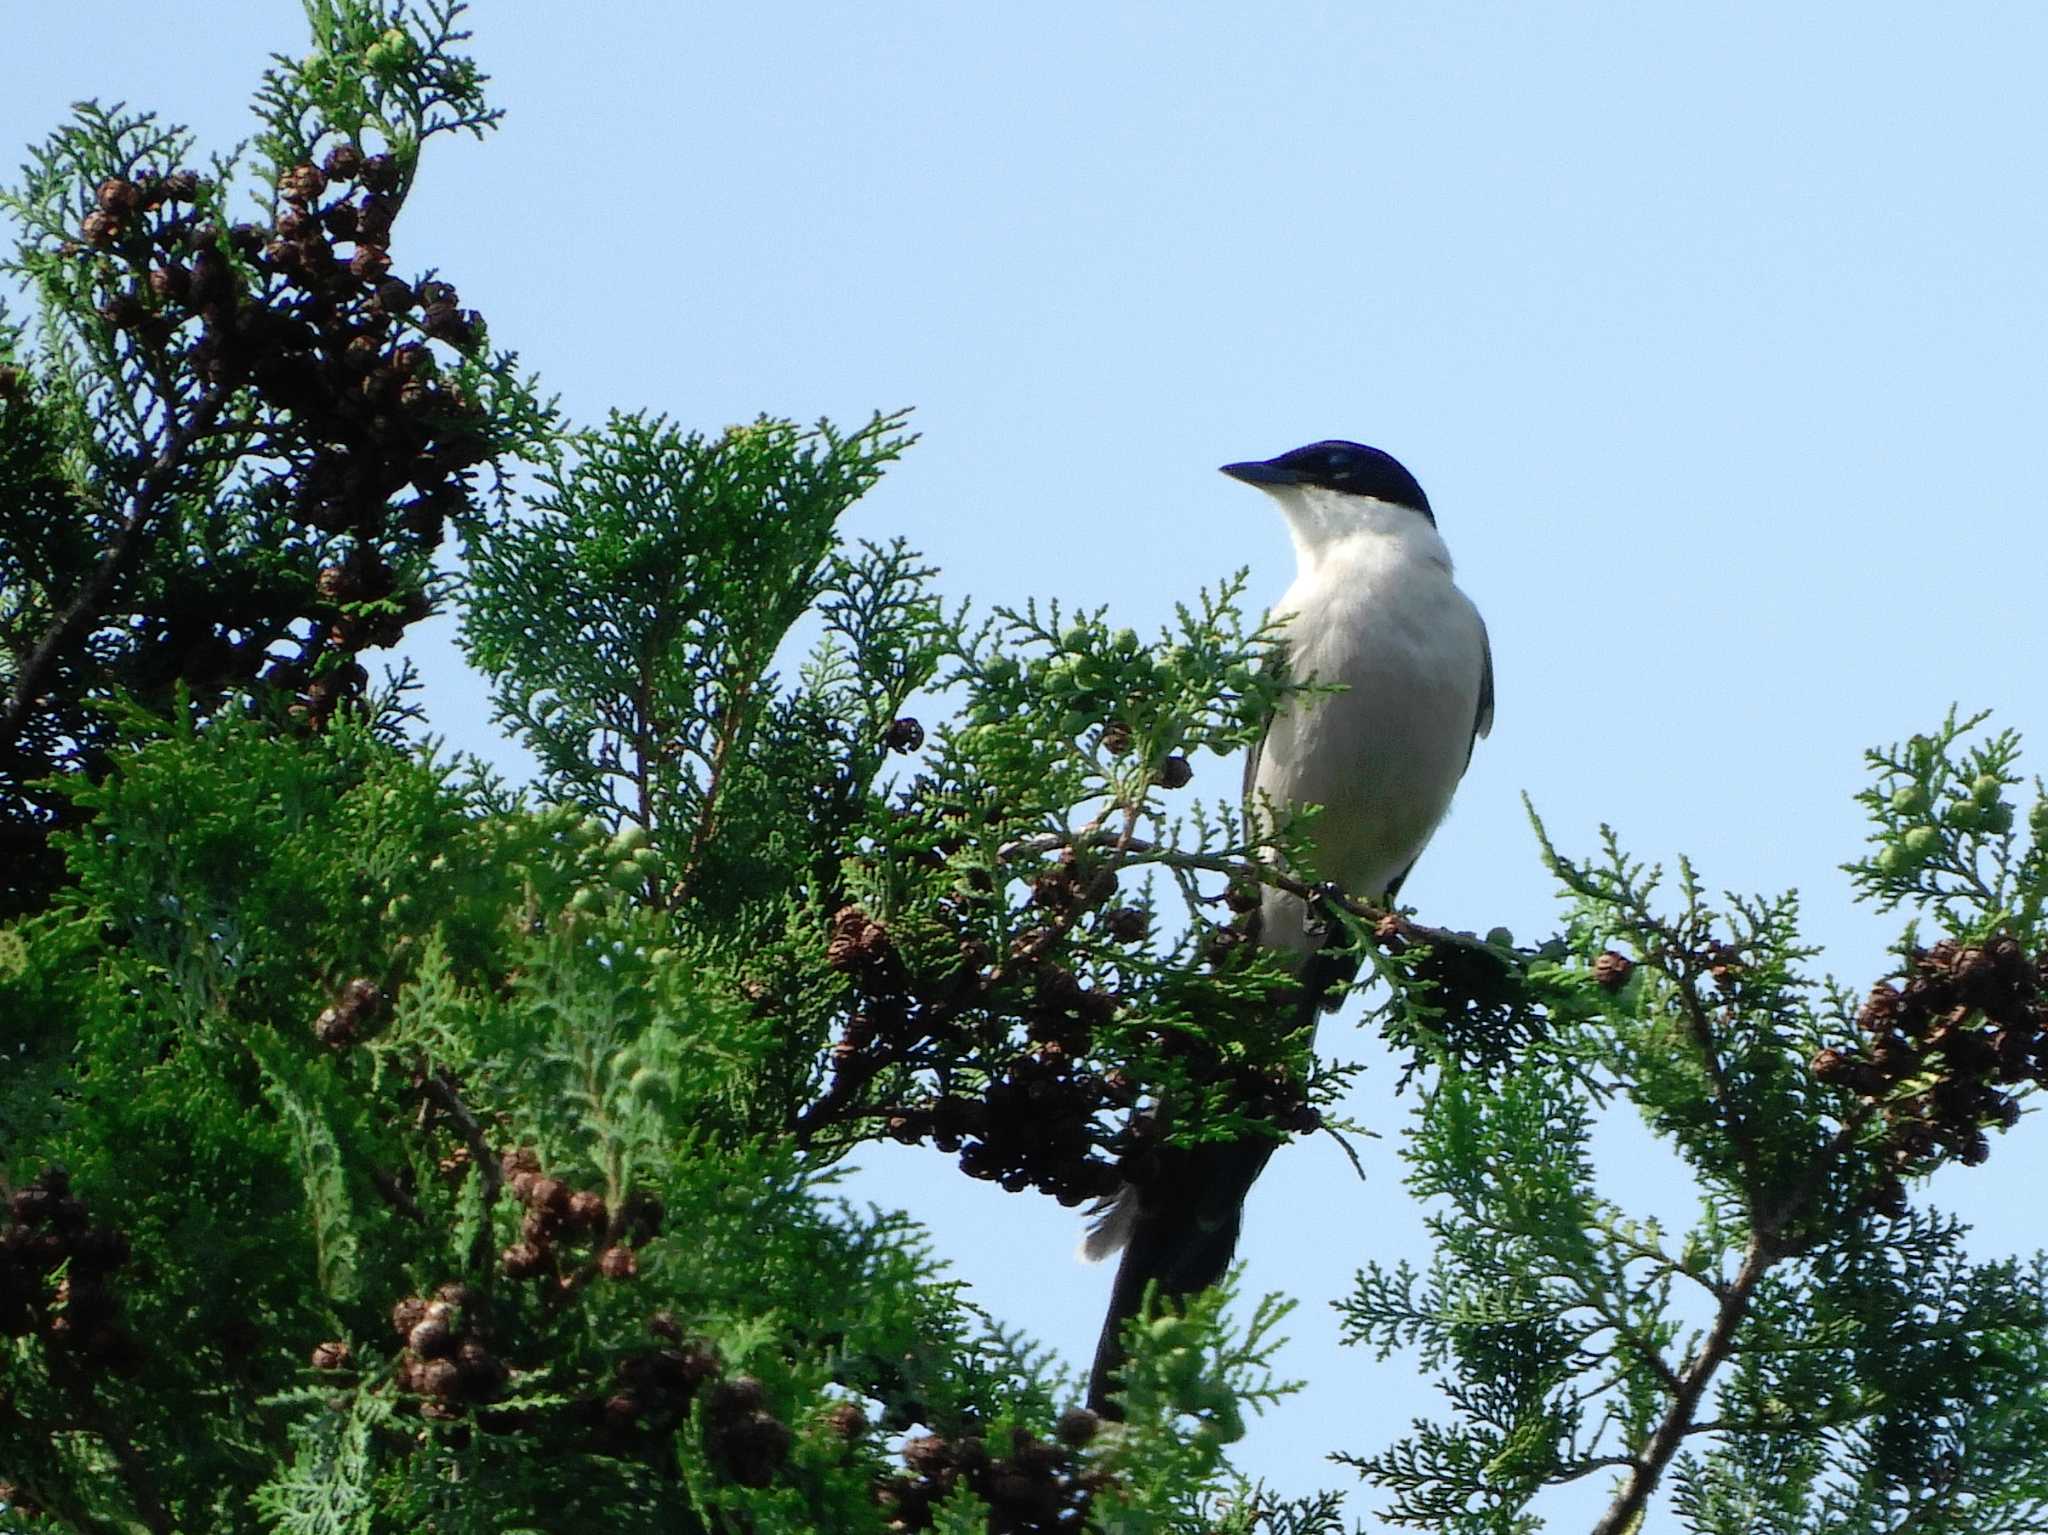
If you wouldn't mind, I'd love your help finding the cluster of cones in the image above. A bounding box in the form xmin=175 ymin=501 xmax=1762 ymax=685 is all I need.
xmin=1812 ymin=934 xmax=2048 ymax=1207
xmin=313 ymin=977 xmax=387 ymax=1048
xmin=876 ymin=1413 xmax=1111 ymax=1533
xmin=823 ymin=842 xmax=1323 ymax=1209
xmin=69 ymin=145 xmax=493 ymax=725
xmin=826 ymin=902 xmax=1127 ymax=1207
xmin=496 ymin=1147 xmax=658 ymax=1286
xmin=383 ymin=1283 xmax=511 ymax=1423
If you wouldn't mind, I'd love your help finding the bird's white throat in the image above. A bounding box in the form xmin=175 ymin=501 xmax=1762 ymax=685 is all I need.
xmin=1262 ymin=484 xmax=1453 ymax=576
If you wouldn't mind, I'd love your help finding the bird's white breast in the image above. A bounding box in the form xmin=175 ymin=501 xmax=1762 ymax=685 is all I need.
xmin=1251 ymin=517 xmax=1486 ymax=949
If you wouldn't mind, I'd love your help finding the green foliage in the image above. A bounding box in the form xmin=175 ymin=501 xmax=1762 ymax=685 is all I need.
xmin=459 ymin=408 xmax=924 ymax=916
xmin=1848 ymin=708 xmax=2048 ymax=941
xmin=1332 ymin=718 xmax=2048 ymax=1532
xmin=0 ymin=696 xmax=1210 ymax=1531
xmin=4 ymin=4 xmax=2046 ymax=1533
xmin=1064 ymin=1280 xmax=1307 ymax=1535
xmin=254 ymin=0 xmax=501 ymax=191
xmin=0 ymin=11 xmax=1315 ymax=1530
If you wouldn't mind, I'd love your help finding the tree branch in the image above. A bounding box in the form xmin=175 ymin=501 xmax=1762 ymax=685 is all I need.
xmin=421 ymin=1070 xmax=504 ymax=1204
xmin=1 ymin=383 xmax=230 ymax=748
xmin=369 ymin=1167 xmax=425 ymax=1224
xmin=1591 ymin=1233 xmax=1776 ymax=1535
xmin=670 ymin=674 xmax=754 ymax=902
xmin=997 ymin=827 xmax=1508 ymax=960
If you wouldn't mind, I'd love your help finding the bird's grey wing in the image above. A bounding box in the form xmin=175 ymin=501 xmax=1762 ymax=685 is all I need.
xmin=1466 ymin=613 xmax=1494 ymax=767
xmin=1236 ymin=650 xmax=1269 ymax=806
xmin=1241 ymin=634 xmax=1288 ymax=815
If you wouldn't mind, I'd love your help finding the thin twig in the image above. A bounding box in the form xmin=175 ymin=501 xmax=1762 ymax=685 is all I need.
xmin=791 ymin=1054 xmax=887 ymax=1146
xmin=997 ymin=827 xmax=1510 ymax=962
xmin=671 ymin=674 xmax=753 ymax=902
xmin=369 ymin=1167 xmax=425 ymax=1224
xmin=1315 ymin=1120 xmax=1373 ymax=1183
xmin=421 ymin=1070 xmax=503 ymax=1203
xmin=1549 ymin=1454 xmax=1644 ymax=1485
xmin=1659 ymin=958 xmax=1769 ymax=1197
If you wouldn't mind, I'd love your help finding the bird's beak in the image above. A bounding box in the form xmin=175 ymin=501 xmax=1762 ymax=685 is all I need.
xmin=1219 ymin=459 xmax=1303 ymax=487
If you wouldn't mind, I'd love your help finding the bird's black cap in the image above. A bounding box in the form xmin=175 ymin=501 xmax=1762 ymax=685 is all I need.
xmin=1220 ymin=441 xmax=1432 ymax=522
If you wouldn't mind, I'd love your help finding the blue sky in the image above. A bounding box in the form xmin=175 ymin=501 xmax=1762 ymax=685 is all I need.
xmin=10 ymin=4 xmax=2047 ymax=1523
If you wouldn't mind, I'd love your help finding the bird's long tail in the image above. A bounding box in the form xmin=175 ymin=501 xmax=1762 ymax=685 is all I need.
xmin=1084 ymin=1134 xmax=1278 ymax=1412
xmin=1083 ymin=939 xmax=1360 ymax=1415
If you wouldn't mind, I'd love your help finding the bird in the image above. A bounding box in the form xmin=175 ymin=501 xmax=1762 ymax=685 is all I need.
xmin=1082 ymin=439 xmax=1493 ymax=1412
